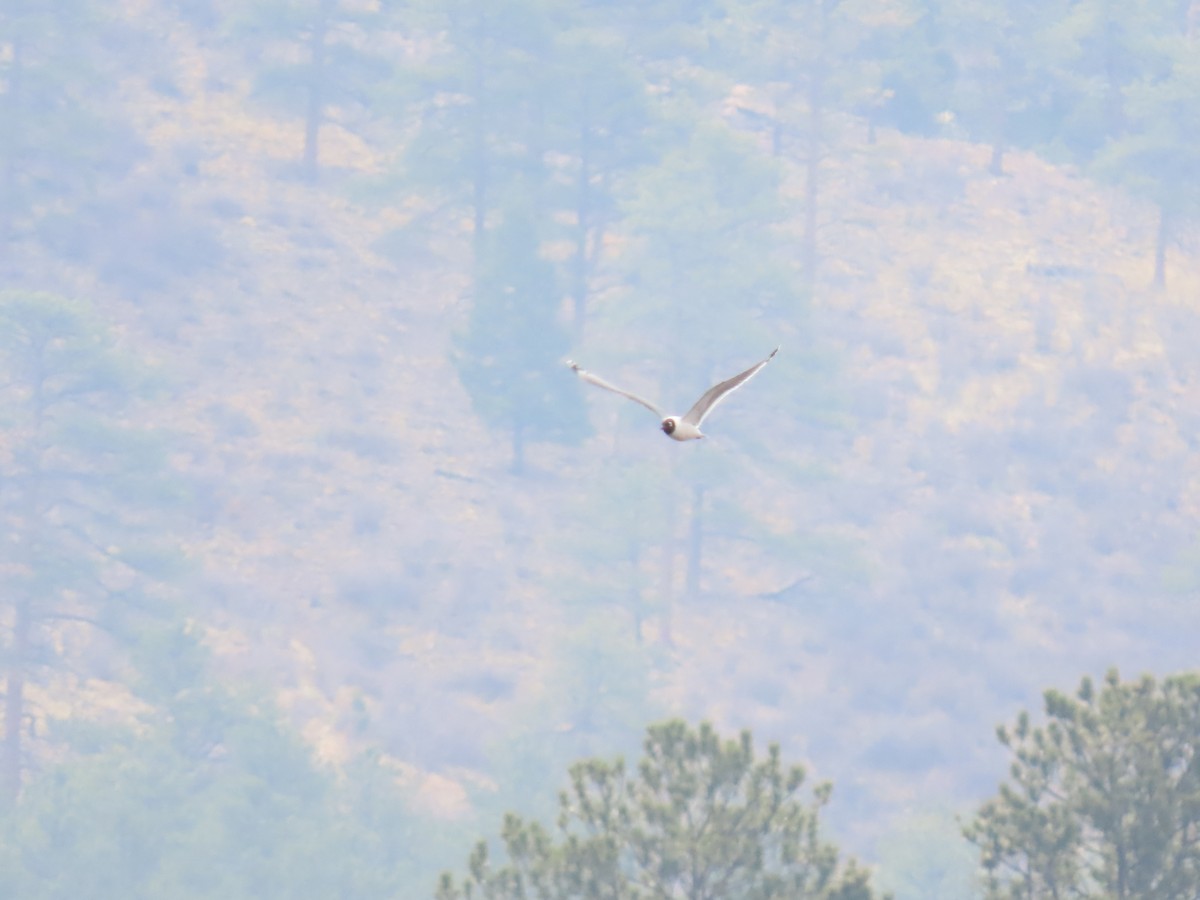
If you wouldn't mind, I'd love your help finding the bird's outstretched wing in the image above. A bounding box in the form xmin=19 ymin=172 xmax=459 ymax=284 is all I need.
xmin=568 ymin=361 xmax=665 ymax=419
xmin=681 ymin=347 xmax=778 ymax=426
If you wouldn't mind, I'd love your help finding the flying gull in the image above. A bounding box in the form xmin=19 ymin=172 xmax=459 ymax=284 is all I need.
xmin=568 ymin=347 xmax=778 ymax=441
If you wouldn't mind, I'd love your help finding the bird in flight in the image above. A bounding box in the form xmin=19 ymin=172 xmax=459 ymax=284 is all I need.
xmin=568 ymin=347 xmax=778 ymax=441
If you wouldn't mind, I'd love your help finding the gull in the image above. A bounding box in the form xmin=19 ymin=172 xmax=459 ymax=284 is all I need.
xmin=568 ymin=347 xmax=778 ymax=441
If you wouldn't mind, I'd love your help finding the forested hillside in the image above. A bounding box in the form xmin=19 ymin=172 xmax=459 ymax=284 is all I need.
xmin=2 ymin=0 xmax=1199 ymax=896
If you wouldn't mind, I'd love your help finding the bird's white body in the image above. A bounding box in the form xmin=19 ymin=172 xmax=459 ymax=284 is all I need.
xmin=661 ymin=416 xmax=704 ymax=441
xmin=568 ymin=347 xmax=778 ymax=442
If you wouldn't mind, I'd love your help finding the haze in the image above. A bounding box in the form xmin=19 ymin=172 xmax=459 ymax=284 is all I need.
xmin=1 ymin=1 xmax=1198 ymax=897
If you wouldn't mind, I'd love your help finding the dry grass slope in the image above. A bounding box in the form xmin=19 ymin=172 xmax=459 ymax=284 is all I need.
xmin=28 ymin=3 xmax=1200 ymax=849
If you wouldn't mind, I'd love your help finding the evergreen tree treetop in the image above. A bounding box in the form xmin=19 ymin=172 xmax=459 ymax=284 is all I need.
xmin=438 ymin=718 xmax=885 ymax=900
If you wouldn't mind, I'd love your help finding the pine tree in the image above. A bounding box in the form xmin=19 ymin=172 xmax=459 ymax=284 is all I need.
xmin=437 ymin=719 xmax=884 ymax=900
xmin=454 ymin=204 xmax=589 ymax=473
xmin=1050 ymin=0 xmax=1181 ymax=158
xmin=966 ymin=669 xmax=1200 ymax=899
xmin=941 ymin=0 xmax=1072 ymax=174
xmin=1092 ymin=36 xmax=1200 ymax=288
xmin=395 ymin=0 xmax=559 ymax=263
xmin=1 ymin=624 xmax=429 ymax=897
xmin=723 ymin=0 xmax=883 ymax=286
xmin=235 ymin=0 xmax=391 ymax=179
xmin=615 ymin=122 xmax=794 ymax=388
xmin=0 ymin=292 xmax=184 ymax=803
xmin=540 ymin=22 xmax=656 ymax=338
xmin=0 ymin=2 xmax=141 ymax=252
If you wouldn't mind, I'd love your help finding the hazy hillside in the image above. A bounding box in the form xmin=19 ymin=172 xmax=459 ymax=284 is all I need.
xmin=3 ymin=0 xmax=1200 ymax=896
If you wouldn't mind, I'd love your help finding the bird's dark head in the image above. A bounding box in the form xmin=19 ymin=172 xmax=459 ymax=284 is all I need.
xmin=661 ymin=418 xmax=675 ymax=435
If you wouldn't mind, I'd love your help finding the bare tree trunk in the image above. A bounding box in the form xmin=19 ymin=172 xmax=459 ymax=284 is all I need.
xmin=987 ymin=60 xmax=1008 ymax=176
xmin=587 ymin=175 xmax=610 ymax=310
xmin=571 ymin=115 xmax=593 ymax=341
xmin=684 ymin=484 xmax=705 ymax=596
xmin=470 ymin=54 xmax=488 ymax=270
xmin=3 ymin=351 xmax=45 ymax=804
xmin=802 ymin=5 xmax=827 ymax=293
xmin=2 ymin=600 xmax=30 ymax=804
xmin=1102 ymin=20 xmax=1125 ymax=137
xmin=988 ymin=139 xmax=1005 ymax=176
xmin=628 ymin=540 xmax=643 ymax=644
xmin=659 ymin=478 xmax=677 ymax=647
xmin=0 ymin=36 xmax=25 ymax=251
xmin=510 ymin=419 xmax=525 ymax=474
xmin=1153 ymin=204 xmax=1169 ymax=290
xmin=803 ymin=99 xmax=821 ymax=292
xmin=302 ymin=0 xmax=331 ymax=180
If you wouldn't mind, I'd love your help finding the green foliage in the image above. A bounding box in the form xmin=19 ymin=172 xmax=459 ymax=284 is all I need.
xmin=1048 ymin=0 xmax=1180 ymax=159
xmin=614 ymin=121 xmax=795 ymax=376
xmin=942 ymin=0 xmax=1073 ymax=171
xmin=1 ymin=0 xmax=224 ymax=296
xmin=0 ymin=291 xmax=187 ymax=797
xmin=540 ymin=21 xmax=657 ymax=336
xmin=440 ymin=719 xmax=884 ymax=899
xmin=0 ymin=624 xmax=425 ymax=898
xmin=860 ymin=0 xmax=957 ymax=136
xmin=1091 ymin=37 xmax=1200 ymax=259
xmin=454 ymin=206 xmax=589 ymax=471
xmin=965 ymin=669 xmax=1200 ymax=900
xmin=233 ymin=0 xmax=391 ymax=176
xmin=598 ymin=0 xmax=727 ymax=77
xmin=875 ymin=811 xmax=980 ymax=900
xmin=0 ymin=289 xmax=182 ymax=582
xmin=550 ymin=458 xmax=677 ymax=637
xmin=1066 ymin=18 xmax=1199 ymax=289
xmin=392 ymin=0 xmax=560 ymax=254
xmin=480 ymin=622 xmax=657 ymax=842
xmin=723 ymin=0 xmax=884 ymax=138
xmin=0 ymin=2 xmax=142 ymax=244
